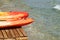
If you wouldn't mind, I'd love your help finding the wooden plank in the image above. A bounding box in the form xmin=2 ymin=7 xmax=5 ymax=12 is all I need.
xmin=1 ymin=30 xmax=8 ymax=38
xmin=4 ymin=39 xmax=15 ymax=40
xmin=16 ymin=37 xmax=28 ymax=40
xmin=9 ymin=29 xmax=16 ymax=38
xmin=5 ymin=30 xmax=12 ymax=38
xmin=0 ymin=31 xmax=4 ymax=38
xmin=19 ymin=28 xmax=27 ymax=36
xmin=12 ymin=29 xmax=20 ymax=37
xmin=0 ymin=39 xmax=3 ymax=40
xmin=16 ymin=28 xmax=23 ymax=37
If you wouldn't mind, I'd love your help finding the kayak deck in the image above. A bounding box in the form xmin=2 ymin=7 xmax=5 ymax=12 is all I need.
xmin=0 ymin=27 xmax=28 ymax=40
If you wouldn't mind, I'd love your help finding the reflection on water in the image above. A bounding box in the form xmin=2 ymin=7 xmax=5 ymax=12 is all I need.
xmin=0 ymin=0 xmax=60 ymax=40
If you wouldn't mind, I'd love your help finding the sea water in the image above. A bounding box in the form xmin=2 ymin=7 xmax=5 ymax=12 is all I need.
xmin=0 ymin=0 xmax=60 ymax=40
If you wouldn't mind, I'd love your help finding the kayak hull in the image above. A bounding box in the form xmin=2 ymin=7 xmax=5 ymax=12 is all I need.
xmin=0 ymin=18 xmax=34 ymax=28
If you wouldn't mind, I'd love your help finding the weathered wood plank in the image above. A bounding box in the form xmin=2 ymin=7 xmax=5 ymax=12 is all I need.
xmin=4 ymin=39 xmax=15 ymax=40
xmin=0 ymin=31 xmax=4 ymax=38
xmin=12 ymin=29 xmax=20 ymax=37
xmin=0 ymin=39 xmax=3 ymax=40
xmin=19 ymin=28 xmax=27 ymax=36
xmin=16 ymin=37 xmax=28 ymax=40
xmin=16 ymin=28 xmax=23 ymax=37
xmin=1 ymin=30 xmax=8 ymax=38
xmin=5 ymin=30 xmax=12 ymax=38
xmin=9 ymin=29 xmax=16 ymax=38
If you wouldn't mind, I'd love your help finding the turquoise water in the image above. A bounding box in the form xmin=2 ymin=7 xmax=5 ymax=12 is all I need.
xmin=0 ymin=0 xmax=60 ymax=40
xmin=23 ymin=0 xmax=60 ymax=40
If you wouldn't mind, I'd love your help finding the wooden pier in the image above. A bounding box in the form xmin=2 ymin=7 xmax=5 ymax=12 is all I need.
xmin=0 ymin=27 xmax=28 ymax=40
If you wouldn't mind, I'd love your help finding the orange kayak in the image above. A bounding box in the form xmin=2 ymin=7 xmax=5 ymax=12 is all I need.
xmin=0 ymin=18 xmax=34 ymax=28
xmin=0 ymin=12 xmax=29 ymax=21
xmin=0 ymin=12 xmax=34 ymax=28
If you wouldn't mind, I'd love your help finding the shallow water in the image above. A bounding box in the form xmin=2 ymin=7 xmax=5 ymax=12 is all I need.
xmin=0 ymin=0 xmax=60 ymax=40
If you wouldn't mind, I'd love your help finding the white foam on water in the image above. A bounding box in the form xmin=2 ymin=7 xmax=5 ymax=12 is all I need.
xmin=53 ymin=5 xmax=60 ymax=10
